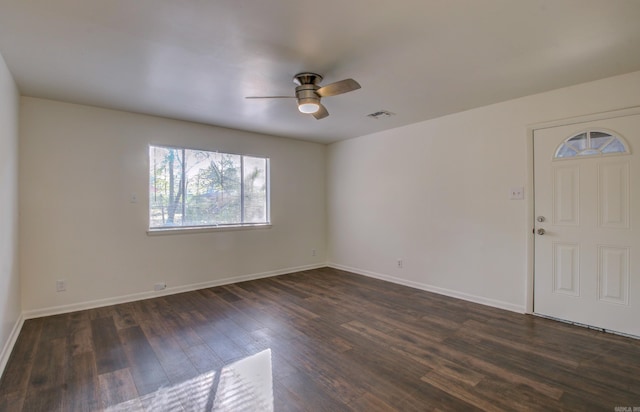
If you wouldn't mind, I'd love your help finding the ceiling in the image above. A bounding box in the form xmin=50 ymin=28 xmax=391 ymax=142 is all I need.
xmin=1 ymin=1 xmax=640 ymax=144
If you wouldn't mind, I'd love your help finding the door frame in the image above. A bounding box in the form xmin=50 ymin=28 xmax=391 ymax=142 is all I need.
xmin=525 ymin=106 xmax=640 ymax=314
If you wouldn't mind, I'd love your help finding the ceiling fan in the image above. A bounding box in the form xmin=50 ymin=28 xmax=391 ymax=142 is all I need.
xmin=245 ymin=72 xmax=361 ymax=120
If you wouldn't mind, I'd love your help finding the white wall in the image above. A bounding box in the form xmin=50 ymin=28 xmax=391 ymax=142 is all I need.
xmin=16 ymin=70 xmax=640 ymax=317
xmin=0 ymin=52 xmax=21 ymax=369
xmin=327 ymin=70 xmax=640 ymax=312
xmin=19 ymin=98 xmax=326 ymax=314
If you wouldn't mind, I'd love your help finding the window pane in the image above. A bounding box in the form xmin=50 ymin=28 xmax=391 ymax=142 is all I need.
xmin=149 ymin=146 xmax=184 ymax=227
xmin=567 ymin=133 xmax=587 ymax=151
xmin=556 ymin=144 xmax=577 ymax=158
xmin=185 ymin=151 xmax=241 ymax=225
xmin=215 ymin=153 xmax=242 ymax=224
xmin=578 ymin=149 xmax=599 ymax=156
xmin=602 ymin=139 xmax=626 ymax=154
xmin=184 ymin=149 xmax=217 ymax=226
xmin=590 ymin=131 xmax=612 ymax=150
xmin=243 ymin=156 xmax=268 ymax=223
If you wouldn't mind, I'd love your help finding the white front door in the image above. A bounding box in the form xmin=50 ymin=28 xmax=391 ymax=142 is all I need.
xmin=533 ymin=113 xmax=640 ymax=337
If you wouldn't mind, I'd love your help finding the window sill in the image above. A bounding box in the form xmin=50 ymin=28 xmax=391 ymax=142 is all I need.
xmin=147 ymin=223 xmax=272 ymax=236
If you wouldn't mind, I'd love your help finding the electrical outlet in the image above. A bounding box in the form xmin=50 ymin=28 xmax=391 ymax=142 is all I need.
xmin=130 ymin=193 xmax=138 ymax=203
xmin=312 ymin=249 xmax=317 ymax=257
xmin=56 ymin=279 xmax=66 ymax=292
xmin=154 ymin=282 xmax=166 ymax=291
xmin=509 ymin=187 xmax=524 ymax=200
xmin=397 ymin=259 xmax=403 ymax=269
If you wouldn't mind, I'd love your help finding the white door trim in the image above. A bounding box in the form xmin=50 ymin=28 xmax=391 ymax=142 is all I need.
xmin=524 ymin=105 xmax=640 ymax=314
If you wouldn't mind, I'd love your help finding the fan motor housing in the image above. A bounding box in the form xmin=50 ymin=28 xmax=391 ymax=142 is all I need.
xmin=293 ymin=72 xmax=323 ymax=86
xmin=295 ymin=84 xmax=320 ymax=101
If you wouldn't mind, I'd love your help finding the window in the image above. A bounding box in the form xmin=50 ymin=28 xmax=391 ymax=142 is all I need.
xmin=149 ymin=145 xmax=269 ymax=230
xmin=555 ymin=130 xmax=629 ymax=159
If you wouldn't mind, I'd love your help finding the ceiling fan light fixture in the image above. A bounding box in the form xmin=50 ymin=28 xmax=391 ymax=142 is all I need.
xmin=298 ymin=98 xmax=320 ymax=114
xmin=246 ymin=72 xmax=360 ymax=120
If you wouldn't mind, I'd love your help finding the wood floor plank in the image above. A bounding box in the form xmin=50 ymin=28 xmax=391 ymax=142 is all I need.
xmin=0 ymin=318 xmax=43 ymax=394
xmin=21 ymin=336 xmax=67 ymax=412
xmin=134 ymin=314 xmax=200 ymax=386
xmin=2 ymin=267 xmax=640 ymax=410
xmin=196 ymin=324 xmax=248 ymax=363
xmin=118 ymin=326 xmax=170 ymax=396
xmin=67 ymin=311 xmax=93 ymax=357
xmin=349 ymin=392 xmax=397 ymax=412
xmin=0 ymin=390 xmax=24 ymax=412
xmin=213 ymin=287 xmax=242 ymax=303
xmin=39 ymin=314 xmax=70 ymax=341
xmin=27 ymin=337 xmax=66 ymax=392
xmin=436 ymin=336 xmax=565 ymax=401
xmin=183 ymin=343 xmax=224 ymax=374
xmin=87 ymin=305 xmax=116 ymax=321
xmin=272 ymin=378 xmax=308 ymax=412
xmin=154 ymin=299 xmax=204 ymax=350
xmin=21 ymin=387 xmax=64 ymax=412
xmin=271 ymin=335 xmax=367 ymax=405
xmin=64 ymin=351 xmax=100 ymax=412
xmin=91 ymin=317 xmax=128 ymax=375
xmin=276 ymin=368 xmax=354 ymax=411
xmin=112 ymin=303 xmax=139 ymax=330
xmin=445 ymin=330 xmax=635 ymax=402
xmin=422 ymin=367 xmax=532 ymax=412
xmin=97 ymin=368 xmax=139 ymax=410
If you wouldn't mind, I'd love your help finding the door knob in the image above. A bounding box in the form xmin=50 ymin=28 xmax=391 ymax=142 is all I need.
xmin=537 ymin=228 xmax=546 ymax=235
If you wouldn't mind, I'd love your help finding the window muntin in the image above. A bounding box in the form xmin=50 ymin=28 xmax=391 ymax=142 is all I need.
xmin=554 ymin=130 xmax=629 ymax=159
xmin=149 ymin=145 xmax=269 ymax=230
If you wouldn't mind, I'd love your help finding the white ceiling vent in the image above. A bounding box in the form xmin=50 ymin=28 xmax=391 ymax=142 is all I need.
xmin=366 ymin=110 xmax=395 ymax=119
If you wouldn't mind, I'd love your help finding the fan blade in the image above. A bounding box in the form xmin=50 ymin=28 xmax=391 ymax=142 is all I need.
xmin=312 ymin=104 xmax=329 ymax=120
xmin=316 ymin=79 xmax=361 ymax=97
xmin=245 ymin=96 xmax=295 ymax=99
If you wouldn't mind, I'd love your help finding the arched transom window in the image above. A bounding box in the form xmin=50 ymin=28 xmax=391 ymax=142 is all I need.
xmin=555 ymin=130 xmax=629 ymax=159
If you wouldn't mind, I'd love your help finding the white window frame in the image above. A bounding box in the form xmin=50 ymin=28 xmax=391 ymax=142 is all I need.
xmin=148 ymin=144 xmax=271 ymax=234
xmin=553 ymin=129 xmax=630 ymax=160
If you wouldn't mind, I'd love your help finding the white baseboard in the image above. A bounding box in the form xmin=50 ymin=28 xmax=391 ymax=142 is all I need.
xmin=22 ymin=263 xmax=326 ymax=320
xmin=328 ymin=263 xmax=525 ymax=314
xmin=0 ymin=313 xmax=25 ymax=376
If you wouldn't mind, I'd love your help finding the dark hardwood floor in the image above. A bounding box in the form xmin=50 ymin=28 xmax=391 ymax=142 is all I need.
xmin=1 ymin=267 xmax=639 ymax=411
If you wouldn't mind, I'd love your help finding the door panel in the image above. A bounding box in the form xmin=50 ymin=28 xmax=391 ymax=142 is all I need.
xmin=598 ymin=161 xmax=629 ymax=228
xmin=553 ymin=165 xmax=580 ymax=226
xmin=552 ymin=242 xmax=580 ymax=296
xmin=534 ymin=114 xmax=639 ymax=337
xmin=597 ymin=246 xmax=629 ymax=305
